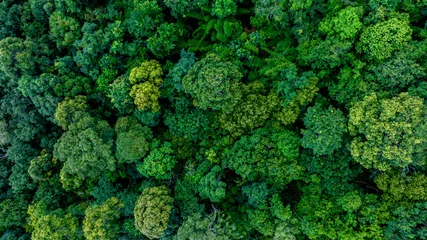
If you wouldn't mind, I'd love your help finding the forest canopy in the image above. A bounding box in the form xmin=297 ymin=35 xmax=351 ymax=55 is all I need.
xmin=1 ymin=0 xmax=427 ymax=239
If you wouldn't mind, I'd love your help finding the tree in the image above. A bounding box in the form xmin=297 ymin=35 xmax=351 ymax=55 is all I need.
xmin=366 ymin=53 xmax=426 ymax=89
xmin=219 ymin=84 xmax=279 ymax=137
xmin=115 ymin=116 xmax=152 ymax=164
xmin=319 ymin=6 xmax=364 ymax=40
xmin=136 ymin=141 xmax=176 ymax=180
xmin=28 ymin=204 xmax=82 ymax=240
xmin=182 ymin=54 xmax=243 ymax=112
xmin=212 ymin=0 xmax=237 ymax=19
xmin=175 ymin=211 xmax=243 ymax=240
xmin=147 ymin=23 xmax=185 ymax=58
xmin=197 ymin=165 xmax=226 ymax=202
xmin=54 ymin=96 xmax=89 ymax=130
xmin=385 ymin=202 xmax=427 ymax=239
xmin=245 ymin=194 xmax=300 ymax=238
xmin=163 ymin=0 xmax=210 ymax=19
xmin=109 ymin=75 xmax=134 ymax=115
xmin=163 ymin=50 xmax=197 ymax=97
xmin=358 ymin=13 xmax=412 ymax=61
xmin=125 ymin=0 xmax=164 ymax=38
xmin=300 ymin=149 xmax=361 ymax=196
xmin=49 ymin=10 xmax=81 ymax=49
xmin=53 ymin=115 xmax=115 ymax=190
xmin=349 ymin=92 xmax=427 ymax=171
xmin=83 ymin=197 xmax=124 ymax=240
xmin=297 ymin=183 xmax=387 ymax=239
xmin=28 ymin=149 xmax=57 ymax=182
xmin=134 ymin=186 xmax=173 ymax=239
xmin=0 ymin=195 xmax=29 ymax=232
xmin=129 ymin=60 xmax=163 ymax=85
xmin=130 ymin=82 xmax=161 ymax=112
xmin=226 ymin=126 xmax=303 ymax=186
xmin=375 ymin=171 xmax=427 ymax=202
xmin=301 ymin=104 xmax=347 ymax=155
xmin=129 ymin=60 xmax=164 ymax=112
xmin=164 ymin=97 xmax=211 ymax=141
xmin=0 ymin=1 xmax=22 ymax=39
xmin=174 ymin=179 xmax=205 ymax=219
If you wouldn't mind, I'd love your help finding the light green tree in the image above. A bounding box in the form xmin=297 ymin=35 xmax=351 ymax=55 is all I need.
xmin=134 ymin=186 xmax=173 ymax=239
xmin=83 ymin=197 xmax=124 ymax=240
xmin=349 ymin=92 xmax=427 ymax=171
xmin=358 ymin=14 xmax=412 ymax=61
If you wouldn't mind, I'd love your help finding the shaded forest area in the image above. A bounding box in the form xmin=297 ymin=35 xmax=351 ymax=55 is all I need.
xmin=1 ymin=0 xmax=427 ymax=239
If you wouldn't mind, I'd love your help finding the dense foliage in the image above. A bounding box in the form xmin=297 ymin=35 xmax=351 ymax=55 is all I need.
xmin=1 ymin=0 xmax=427 ymax=239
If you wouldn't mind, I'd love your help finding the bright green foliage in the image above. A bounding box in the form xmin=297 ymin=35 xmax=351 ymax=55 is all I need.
xmin=129 ymin=60 xmax=163 ymax=86
xmin=212 ymin=0 xmax=237 ymax=19
xmin=130 ymin=82 xmax=161 ymax=112
xmin=137 ymin=141 xmax=176 ymax=180
xmin=54 ymin=96 xmax=89 ymax=130
xmin=319 ymin=6 xmax=364 ymax=40
xmin=358 ymin=14 xmax=412 ymax=61
xmin=289 ymin=0 xmax=312 ymax=11
xmin=29 ymin=205 xmax=81 ymax=240
xmin=175 ymin=211 xmax=242 ymax=240
xmin=375 ymin=171 xmax=427 ymax=202
xmin=182 ymin=53 xmax=243 ymax=112
xmin=226 ymin=126 xmax=303 ymax=186
xmin=210 ymin=20 xmax=243 ymax=44
xmin=328 ymin=59 xmax=374 ymax=107
xmin=297 ymin=184 xmax=388 ymax=239
xmin=54 ymin=115 xmax=115 ymax=189
xmin=302 ymin=105 xmax=347 ymax=155
xmin=197 ymin=165 xmax=226 ymax=202
xmin=219 ymin=89 xmax=279 ymax=137
xmin=115 ymin=116 xmax=152 ymax=164
xmin=134 ymin=186 xmax=173 ymax=239
xmin=349 ymin=92 xmax=427 ymax=171
xmin=129 ymin=60 xmax=163 ymax=112
xmin=83 ymin=197 xmax=124 ymax=240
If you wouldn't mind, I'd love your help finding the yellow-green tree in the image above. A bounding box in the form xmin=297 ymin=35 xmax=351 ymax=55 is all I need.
xmin=83 ymin=197 xmax=124 ymax=240
xmin=134 ymin=186 xmax=173 ymax=239
xmin=349 ymin=92 xmax=427 ymax=171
